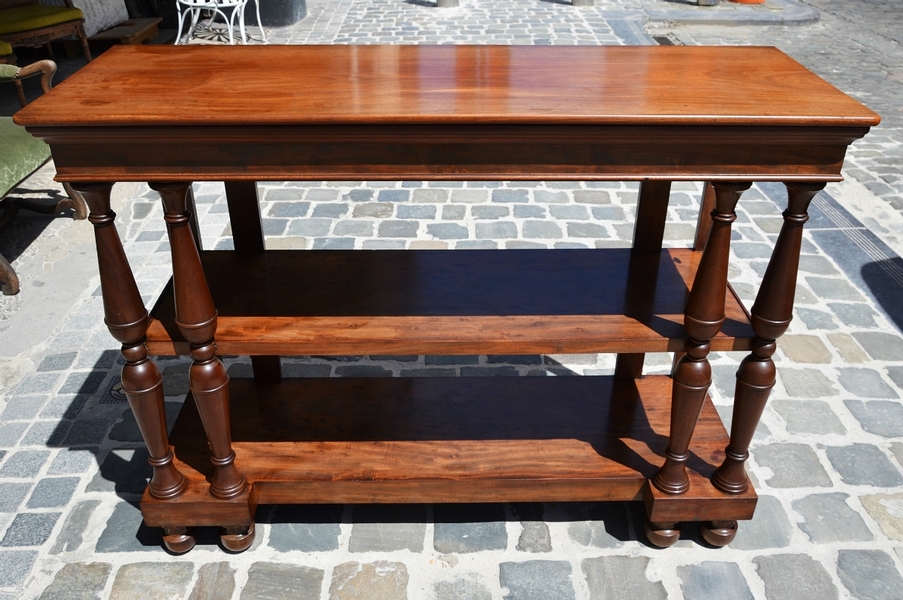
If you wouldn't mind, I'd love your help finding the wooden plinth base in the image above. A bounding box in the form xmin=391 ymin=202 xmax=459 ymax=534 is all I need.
xmin=141 ymin=375 xmax=756 ymax=533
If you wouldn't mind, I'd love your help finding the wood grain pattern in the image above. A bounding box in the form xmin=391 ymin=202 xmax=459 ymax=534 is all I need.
xmin=145 ymin=248 xmax=754 ymax=356
xmin=152 ymin=375 xmax=754 ymax=519
xmin=14 ymin=46 xmax=879 ymax=126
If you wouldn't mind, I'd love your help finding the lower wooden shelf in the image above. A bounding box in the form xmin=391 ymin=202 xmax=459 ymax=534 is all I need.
xmin=146 ymin=248 xmax=754 ymax=356
xmin=143 ymin=374 xmax=756 ymax=527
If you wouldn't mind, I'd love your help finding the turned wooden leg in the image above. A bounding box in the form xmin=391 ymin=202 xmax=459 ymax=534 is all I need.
xmin=152 ymin=182 xmax=247 ymax=500
xmin=700 ymin=520 xmax=738 ymax=547
xmin=163 ymin=527 xmax=196 ymax=554
xmin=221 ymin=523 xmax=256 ymax=552
xmin=645 ymin=521 xmax=680 ymax=548
xmin=653 ymin=182 xmax=749 ymax=495
xmin=75 ymin=182 xmax=187 ymax=500
xmin=713 ymin=182 xmax=823 ymax=494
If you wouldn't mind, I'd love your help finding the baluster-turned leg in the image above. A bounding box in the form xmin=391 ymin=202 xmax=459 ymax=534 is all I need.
xmin=653 ymin=182 xmax=749 ymax=496
xmin=75 ymin=183 xmax=188 ymax=502
xmin=151 ymin=182 xmax=248 ymax=501
xmin=712 ymin=182 xmax=824 ymax=496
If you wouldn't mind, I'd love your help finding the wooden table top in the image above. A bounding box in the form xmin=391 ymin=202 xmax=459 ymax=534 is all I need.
xmin=15 ymin=45 xmax=879 ymax=129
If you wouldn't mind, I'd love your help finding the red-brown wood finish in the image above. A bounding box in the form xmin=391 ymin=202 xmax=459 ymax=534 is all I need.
xmin=16 ymin=46 xmax=879 ymax=552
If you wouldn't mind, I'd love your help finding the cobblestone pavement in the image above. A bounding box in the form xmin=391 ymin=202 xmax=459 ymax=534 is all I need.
xmin=2 ymin=1 xmax=903 ymax=598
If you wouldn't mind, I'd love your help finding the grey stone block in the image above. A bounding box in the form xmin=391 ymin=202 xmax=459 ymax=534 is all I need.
xmin=472 ymin=205 xmax=509 ymax=219
xmin=778 ymin=334 xmax=832 ymax=364
xmin=428 ymin=223 xmax=469 ymax=240
xmin=335 ymin=365 xmax=392 ymax=377
xmin=95 ymin=502 xmax=158 ymax=553
xmin=566 ymin=222 xmax=609 ymax=239
xmin=47 ymin=448 xmax=97 ymax=475
xmin=353 ymin=203 xmax=393 ymax=218
xmin=59 ymin=371 xmax=107 ymax=395
xmin=837 ymin=367 xmax=899 ymax=398
xmin=0 ymin=423 xmax=27 ymax=448
xmin=1 ymin=395 xmax=48 ymax=420
xmin=729 ymin=495 xmax=792 ymax=550
xmin=316 ymin=238 xmax=356 ymax=249
xmin=37 ymin=352 xmax=78 ymax=372
xmin=0 ymin=550 xmax=37 ymax=587
xmin=109 ymin=402 xmax=180 ymax=443
xmin=733 ymin=242 xmax=774 ymax=259
xmin=805 ymin=276 xmax=864 ymax=301
xmin=268 ymin=201 xmax=311 ymax=217
xmin=109 ymin=562 xmax=194 ymax=600
xmin=312 ymin=203 xmax=349 ymax=218
xmin=22 ymin=420 xmax=70 ymax=446
xmin=26 ymin=477 xmax=80 ymax=509
xmin=845 ymin=400 xmax=903 ymax=437
xmin=573 ymin=190 xmax=611 ymax=204
xmin=678 ymin=561 xmax=753 ymax=600
xmin=435 ymin=575 xmax=492 ymax=600
xmin=411 ymin=189 xmax=448 ymax=203
xmin=460 ymin=366 xmax=519 ymax=377
xmin=441 ymin=205 xmax=466 ymax=220
xmin=450 ymin=189 xmax=487 ymax=203
xmin=793 ymin=493 xmax=873 ymax=542
xmin=514 ymin=205 xmax=546 ymax=218
xmin=779 ymin=368 xmax=837 ymax=398
xmin=0 ymin=450 xmax=50 ymax=478
xmin=772 ymin=400 xmax=845 ymax=435
xmin=753 ymin=443 xmax=832 ymax=488
xmin=522 ymin=221 xmax=563 ymax=239
xmin=853 ymin=331 xmax=903 ymax=361
xmin=241 ymin=563 xmax=323 ymax=600
xmin=794 ymin=308 xmax=839 ymax=331
xmin=63 ymin=419 xmax=111 ymax=446
xmin=377 ymin=190 xmax=410 ymax=202
xmin=378 ymin=220 xmax=420 ymax=238
xmin=837 ymin=550 xmax=903 ymax=600
xmin=534 ymin=190 xmax=568 ymax=204
xmin=0 ymin=512 xmax=61 ymax=547
xmin=550 ymin=205 xmax=589 ymax=220
xmin=753 ymin=554 xmax=837 ymax=600
xmin=287 ymin=218 xmax=333 ymax=237
xmin=582 ymin=556 xmax=667 ymax=600
xmin=349 ymin=505 xmax=426 ymax=552
xmin=500 ymin=561 xmax=574 ymax=600
xmin=334 ymin=220 xmax=374 ymax=236
xmin=267 ymin=505 xmax=342 ymax=552
xmin=827 ymin=302 xmax=877 ymax=327
xmin=425 ymin=356 xmax=480 ymax=366
xmin=492 ymin=189 xmax=529 ymax=203
xmin=476 ymin=222 xmax=518 ymax=239
xmin=50 ymin=500 xmax=102 ymax=554
xmin=562 ymin=502 xmax=628 ymax=549
xmin=15 ymin=373 xmax=61 ymax=394
xmin=397 ymin=205 xmax=437 ymax=219
xmin=305 ymin=189 xmax=340 ymax=202
xmin=330 ymin=561 xmax=408 ymax=600
xmin=887 ymin=366 xmax=903 ymax=390
xmin=0 ymin=483 xmax=29 ymax=513
xmin=825 ymin=443 xmax=903 ymax=487
xmin=38 ymin=562 xmax=111 ymax=600
xmin=342 ymin=190 xmax=374 ymax=203
xmin=433 ymin=504 xmax=507 ymax=553
xmin=188 ymin=562 xmax=236 ymax=600
xmin=860 ymin=493 xmax=903 ymax=541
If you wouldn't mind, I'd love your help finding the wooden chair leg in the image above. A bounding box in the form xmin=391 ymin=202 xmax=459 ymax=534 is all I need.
xmin=0 ymin=252 xmax=20 ymax=295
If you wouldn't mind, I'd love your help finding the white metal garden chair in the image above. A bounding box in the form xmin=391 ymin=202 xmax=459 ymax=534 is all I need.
xmin=175 ymin=0 xmax=267 ymax=45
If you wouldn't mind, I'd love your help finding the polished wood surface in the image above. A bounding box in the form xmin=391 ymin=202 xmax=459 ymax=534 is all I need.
xmin=151 ymin=376 xmax=755 ymax=518
xmin=15 ymin=46 xmax=878 ymax=183
xmin=145 ymin=248 xmax=754 ymax=356
xmin=14 ymin=45 xmax=879 ymax=126
xmin=17 ymin=45 xmax=878 ymax=551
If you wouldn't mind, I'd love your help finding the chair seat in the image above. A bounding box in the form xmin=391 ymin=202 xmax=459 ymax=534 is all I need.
xmin=0 ymin=40 xmax=12 ymax=55
xmin=0 ymin=6 xmax=84 ymax=35
xmin=0 ymin=117 xmax=50 ymax=197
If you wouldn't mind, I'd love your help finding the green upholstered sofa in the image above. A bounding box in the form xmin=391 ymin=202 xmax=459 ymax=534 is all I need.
xmin=0 ymin=0 xmax=92 ymax=63
xmin=1 ymin=61 xmax=87 ymax=295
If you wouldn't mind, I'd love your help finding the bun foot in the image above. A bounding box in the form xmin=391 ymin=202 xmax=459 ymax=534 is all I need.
xmin=700 ymin=520 xmax=738 ymax=547
xmin=221 ymin=523 xmax=255 ymax=553
xmin=163 ymin=527 xmax=196 ymax=554
xmin=645 ymin=521 xmax=680 ymax=548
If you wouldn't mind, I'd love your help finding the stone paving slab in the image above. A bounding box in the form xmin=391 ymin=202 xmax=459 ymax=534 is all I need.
xmin=2 ymin=1 xmax=903 ymax=599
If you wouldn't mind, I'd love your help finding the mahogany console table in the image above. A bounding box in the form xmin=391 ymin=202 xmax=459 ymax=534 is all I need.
xmin=16 ymin=45 xmax=879 ymax=552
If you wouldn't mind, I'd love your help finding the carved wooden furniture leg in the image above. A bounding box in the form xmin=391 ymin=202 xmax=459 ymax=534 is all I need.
xmin=75 ymin=182 xmax=190 ymax=503
xmin=712 ymin=183 xmax=824 ymax=503
xmin=652 ymin=182 xmax=749 ymax=503
xmin=152 ymin=182 xmax=249 ymax=503
xmin=163 ymin=527 xmax=196 ymax=554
